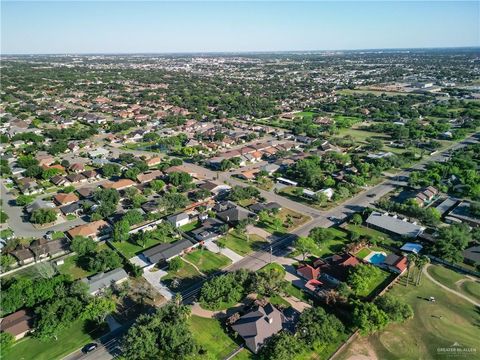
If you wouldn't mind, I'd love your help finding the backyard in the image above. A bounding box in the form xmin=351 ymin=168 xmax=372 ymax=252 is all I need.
xmin=345 ymin=224 xmax=400 ymax=247
xmin=161 ymin=260 xmax=203 ymax=291
xmin=337 ymin=265 xmax=480 ymax=360
xmin=218 ymin=231 xmax=267 ymax=256
xmin=109 ymin=237 xmax=166 ymax=259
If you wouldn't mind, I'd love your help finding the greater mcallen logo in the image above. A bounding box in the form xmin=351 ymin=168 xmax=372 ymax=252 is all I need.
xmin=437 ymin=342 xmax=477 ymax=357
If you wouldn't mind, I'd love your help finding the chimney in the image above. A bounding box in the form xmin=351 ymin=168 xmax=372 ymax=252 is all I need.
xmin=267 ymin=317 xmax=273 ymax=324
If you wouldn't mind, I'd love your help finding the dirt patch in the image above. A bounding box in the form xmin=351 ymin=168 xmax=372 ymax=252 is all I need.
xmin=342 ymin=336 xmax=379 ymax=360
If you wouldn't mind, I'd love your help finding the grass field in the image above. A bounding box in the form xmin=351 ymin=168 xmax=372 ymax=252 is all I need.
xmin=189 ymin=315 xmax=243 ymax=359
xmin=2 ymin=319 xmax=106 ymax=360
xmin=316 ymin=228 xmax=350 ymax=258
xmin=57 ymin=255 xmax=97 ymax=280
xmin=218 ymin=232 xmax=267 ymax=256
xmin=346 ymin=224 xmax=400 ymax=247
xmin=355 ymin=248 xmax=371 ymax=259
xmin=109 ymin=237 xmax=165 ymax=259
xmin=427 ymin=265 xmax=480 ymax=303
xmin=180 ymin=220 xmax=200 ymax=232
xmin=337 ymin=266 xmax=480 ymax=360
xmin=258 ymin=208 xmax=310 ymax=234
xmin=162 ymin=260 xmax=203 ymax=291
xmin=183 ymin=249 xmax=231 ymax=274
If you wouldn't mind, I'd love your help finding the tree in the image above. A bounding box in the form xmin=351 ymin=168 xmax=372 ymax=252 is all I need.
xmin=253 ymin=265 xmax=286 ymax=297
xmin=347 ymin=263 xmax=381 ymax=296
xmin=82 ymin=296 xmax=117 ymax=323
xmin=0 ymin=210 xmax=8 ymax=223
xmin=71 ymin=236 xmax=97 ymax=256
xmin=168 ymin=172 xmax=192 ymax=187
xmin=406 ymin=253 xmax=417 ymax=287
xmin=0 ymin=254 xmax=15 ymax=271
xmin=122 ymin=210 xmax=144 ymax=226
xmin=150 ymin=179 xmax=166 ymax=192
xmin=294 ymin=236 xmax=317 ymax=261
xmin=351 ymin=213 xmax=363 ymax=226
xmin=297 ymin=307 xmax=345 ymax=346
xmin=353 ymin=301 xmax=389 ymax=335
xmin=199 ymin=271 xmax=249 ymax=310
xmin=0 ymin=332 xmax=15 ymax=351
xmin=87 ymin=249 xmax=122 ymax=273
xmin=414 ymin=255 xmax=430 ymax=285
xmin=168 ymin=257 xmax=184 ymax=272
xmin=258 ymin=331 xmax=302 ymax=360
xmin=102 ymin=163 xmax=121 ymax=178
xmin=433 ymin=224 xmax=471 ymax=263
xmin=309 ymin=227 xmax=333 ymax=245
xmin=30 ymin=208 xmax=57 ymax=224
xmin=35 ymin=262 xmax=57 ymax=279
xmin=113 ymin=220 xmax=130 ymax=242
xmin=375 ymin=294 xmax=413 ymax=323
xmin=16 ymin=194 xmax=35 ymax=206
xmin=122 ymin=300 xmax=196 ymax=360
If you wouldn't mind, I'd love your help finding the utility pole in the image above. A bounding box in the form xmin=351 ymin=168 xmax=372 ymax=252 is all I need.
xmin=270 ymin=246 xmax=273 ymax=264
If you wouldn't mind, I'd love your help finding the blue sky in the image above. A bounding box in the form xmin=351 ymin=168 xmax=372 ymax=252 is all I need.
xmin=1 ymin=1 xmax=479 ymax=54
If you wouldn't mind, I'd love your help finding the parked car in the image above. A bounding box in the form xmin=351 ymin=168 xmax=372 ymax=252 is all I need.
xmin=83 ymin=343 xmax=98 ymax=353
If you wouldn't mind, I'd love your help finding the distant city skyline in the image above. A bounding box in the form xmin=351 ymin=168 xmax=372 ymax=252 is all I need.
xmin=1 ymin=1 xmax=479 ymax=54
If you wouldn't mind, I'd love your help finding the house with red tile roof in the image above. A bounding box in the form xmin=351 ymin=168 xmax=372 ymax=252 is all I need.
xmin=296 ymin=264 xmax=320 ymax=281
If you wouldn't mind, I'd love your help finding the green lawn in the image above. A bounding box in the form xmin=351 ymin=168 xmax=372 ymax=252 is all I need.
xmin=337 ymin=267 xmax=480 ymax=360
xmin=356 ymin=268 xmax=391 ymax=298
xmin=346 ymin=225 xmax=399 ymax=247
xmin=218 ymin=232 xmax=267 ymax=256
xmin=162 ymin=260 xmax=203 ymax=291
xmin=355 ymin=248 xmax=371 ymax=259
xmin=316 ymin=228 xmax=350 ymax=258
xmin=283 ymin=282 xmax=311 ymax=302
xmin=109 ymin=237 xmax=164 ymax=259
xmin=57 ymin=255 xmax=96 ymax=280
xmin=2 ymin=319 xmax=106 ymax=360
xmin=51 ymin=231 xmax=65 ymax=240
xmin=183 ymin=250 xmax=231 ymax=274
xmin=189 ymin=315 xmax=245 ymax=360
xmin=180 ymin=220 xmax=200 ymax=233
xmin=427 ymin=265 xmax=480 ymax=303
xmin=258 ymin=208 xmax=310 ymax=234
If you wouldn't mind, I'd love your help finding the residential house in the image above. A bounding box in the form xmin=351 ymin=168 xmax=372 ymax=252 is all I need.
xmin=69 ymin=163 xmax=85 ymax=173
xmin=66 ymin=173 xmax=87 ymax=184
xmin=216 ymin=203 xmax=255 ymax=225
xmin=17 ymin=177 xmax=40 ymax=195
xmin=365 ymin=211 xmax=425 ymax=238
xmin=82 ymin=170 xmax=100 ymax=181
xmin=146 ymin=156 xmax=162 ymax=167
xmin=190 ymin=218 xmax=224 ymax=242
xmin=136 ymin=170 xmax=163 ymax=184
xmin=60 ymin=202 xmax=82 ymax=216
xmin=231 ymin=304 xmax=285 ymax=354
xmin=316 ymin=254 xmax=360 ymax=284
xmin=297 ymin=264 xmax=320 ymax=281
xmin=50 ymin=175 xmax=67 ymax=186
xmin=447 ymin=201 xmax=480 ymax=228
xmin=199 ymin=181 xmax=231 ymax=195
xmin=77 ymin=187 xmax=95 ymax=199
xmin=142 ymin=238 xmax=196 ymax=264
xmin=0 ymin=309 xmax=34 ymax=340
xmin=66 ymin=220 xmax=111 ymax=241
xmin=10 ymin=246 xmax=35 ymax=265
xmin=462 ymin=245 xmax=480 ymax=266
xmin=167 ymin=212 xmax=190 ymax=228
xmin=26 ymin=199 xmax=56 ymax=213
xmin=53 ymin=192 xmax=79 ymax=206
xmin=102 ymin=179 xmax=136 ymax=191
xmin=81 ymin=268 xmax=129 ymax=295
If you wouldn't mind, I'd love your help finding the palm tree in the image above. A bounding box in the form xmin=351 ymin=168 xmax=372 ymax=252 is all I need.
xmin=406 ymin=253 xmax=418 ymax=287
xmin=415 ymin=255 xmax=430 ymax=286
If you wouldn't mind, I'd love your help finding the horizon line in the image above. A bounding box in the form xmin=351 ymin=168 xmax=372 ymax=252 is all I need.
xmin=1 ymin=45 xmax=479 ymax=57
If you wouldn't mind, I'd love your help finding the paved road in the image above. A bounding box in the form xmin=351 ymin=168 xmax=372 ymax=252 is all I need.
xmin=61 ymin=132 xmax=479 ymax=360
xmin=0 ymin=181 xmax=87 ymax=238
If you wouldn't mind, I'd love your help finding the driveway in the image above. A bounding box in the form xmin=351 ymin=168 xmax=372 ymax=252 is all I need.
xmin=142 ymin=267 xmax=174 ymax=300
xmin=204 ymin=240 xmax=244 ymax=263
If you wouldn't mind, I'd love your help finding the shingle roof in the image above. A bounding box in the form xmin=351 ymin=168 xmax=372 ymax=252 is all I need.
xmin=142 ymin=238 xmax=194 ymax=264
xmin=81 ymin=268 xmax=128 ymax=294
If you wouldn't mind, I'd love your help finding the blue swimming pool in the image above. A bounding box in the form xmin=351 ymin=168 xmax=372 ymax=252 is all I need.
xmin=368 ymin=252 xmax=387 ymax=265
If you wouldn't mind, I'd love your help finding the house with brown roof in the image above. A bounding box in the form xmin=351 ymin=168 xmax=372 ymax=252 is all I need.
xmin=67 ymin=220 xmax=111 ymax=241
xmin=146 ymin=156 xmax=162 ymax=167
xmin=102 ymin=179 xmax=136 ymax=191
xmin=136 ymin=170 xmax=163 ymax=184
xmin=53 ymin=192 xmax=79 ymax=206
xmin=0 ymin=310 xmax=34 ymax=340
xmin=66 ymin=173 xmax=87 ymax=184
xmin=69 ymin=163 xmax=85 ymax=173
